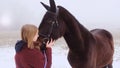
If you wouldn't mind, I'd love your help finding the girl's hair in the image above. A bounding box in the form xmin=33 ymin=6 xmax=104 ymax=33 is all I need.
xmin=21 ymin=24 xmax=38 ymax=49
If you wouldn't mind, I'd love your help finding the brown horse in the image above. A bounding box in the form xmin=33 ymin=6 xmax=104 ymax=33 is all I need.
xmin=38 ymin=0 xmax=114 ymax=68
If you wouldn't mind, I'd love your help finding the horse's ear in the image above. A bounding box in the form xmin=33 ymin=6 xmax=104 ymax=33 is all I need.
xmin=40 ymin=2 xmax=50 ymax=11
xmin=49 ymin=0 xmax=56 ymax=13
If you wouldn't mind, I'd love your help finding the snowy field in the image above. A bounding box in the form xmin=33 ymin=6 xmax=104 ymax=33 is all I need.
xmin=0 ymin=31 xmax=120 ymax=68
xmin=0 ymin=47 xmax=71 ymax=68
xmin=0 ymin=39 xmax=120 ymax=68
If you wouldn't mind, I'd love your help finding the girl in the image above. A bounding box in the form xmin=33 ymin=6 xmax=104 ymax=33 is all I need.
xmin=15 ymin=24 xmax=54 ymax=68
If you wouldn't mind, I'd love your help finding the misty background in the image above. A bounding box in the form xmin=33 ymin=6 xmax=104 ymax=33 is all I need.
xmin=0 ymin=0 xmax=120 ymax=31
xmin=0 ymin=0 xmax=120 ymax=67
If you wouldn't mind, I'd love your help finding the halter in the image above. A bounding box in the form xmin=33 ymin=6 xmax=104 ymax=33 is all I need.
xmin=39 ymin=19 xmax=55 ymax=40
xmin=39 ymin=8 xmax=59 ymax=40
xmin=39 ymin=8 xmax=59 ymax=50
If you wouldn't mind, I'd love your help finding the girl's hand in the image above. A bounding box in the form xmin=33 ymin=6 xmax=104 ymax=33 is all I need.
xmin=46 ymin=39 xmax=55 ymax=48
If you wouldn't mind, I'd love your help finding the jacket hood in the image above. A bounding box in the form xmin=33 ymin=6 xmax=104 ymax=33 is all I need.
xmin=15 ymin=40 xmax=27 ymax=52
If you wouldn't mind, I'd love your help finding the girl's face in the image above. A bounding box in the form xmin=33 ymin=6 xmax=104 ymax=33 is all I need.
xmin=33 ymin=30 xmax=39 ymax=41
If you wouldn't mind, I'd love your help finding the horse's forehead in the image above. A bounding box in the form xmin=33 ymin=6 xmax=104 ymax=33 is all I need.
xmin=44 ymin=12 xmax=57 ymax=20
xmin=47 ymin=11 xmax=56 ymax=15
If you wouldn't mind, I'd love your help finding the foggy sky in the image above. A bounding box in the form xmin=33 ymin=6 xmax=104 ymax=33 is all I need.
xmin=0 ymin=0 xmax=120 ymax=31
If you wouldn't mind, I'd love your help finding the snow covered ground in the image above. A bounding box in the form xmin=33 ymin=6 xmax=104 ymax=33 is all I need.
xmin=0 ymin=46 xmax=71 ymax=68
xmin=0 ymin=38 xmax=120 ymax=68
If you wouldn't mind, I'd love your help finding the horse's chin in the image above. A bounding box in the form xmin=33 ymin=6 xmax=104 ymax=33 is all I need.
xmin=51 ymin=36 xmax=59 ymax=40
xmin=51 ymin=35 xmax=61 ymax=40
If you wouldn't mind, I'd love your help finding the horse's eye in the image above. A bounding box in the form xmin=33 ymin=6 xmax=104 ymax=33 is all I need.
xmin=48 ymin=20 xmax=55 ymax=25
xmin=47 ymin=20 xmax=52 ymax=24
xmin=49 ymin=20 xmax=52 ymax=23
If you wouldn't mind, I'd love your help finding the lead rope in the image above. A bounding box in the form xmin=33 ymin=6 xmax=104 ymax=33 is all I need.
xmin=43 ymin=50 xmax=47 ymax=68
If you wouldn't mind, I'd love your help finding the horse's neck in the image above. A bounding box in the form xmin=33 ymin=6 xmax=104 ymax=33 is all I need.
xmin=58 ymin=6 xmax=92 ymax=52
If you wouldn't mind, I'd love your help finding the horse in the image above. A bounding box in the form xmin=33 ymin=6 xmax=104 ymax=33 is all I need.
xmin=38 ymin=0 xmax=114 ymax=68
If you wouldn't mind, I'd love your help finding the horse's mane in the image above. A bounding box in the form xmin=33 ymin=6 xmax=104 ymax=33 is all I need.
xmin=57 ymin=6 xmax=96 ymax=52
xmin=57 ymin=6 xmax=80 ymax=29
xmin=57 ymin=6 xmax=93 ymax=41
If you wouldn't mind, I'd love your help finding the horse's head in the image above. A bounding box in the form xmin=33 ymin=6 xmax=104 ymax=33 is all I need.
xmin=38 ymin=0 xmax=66 ymax=41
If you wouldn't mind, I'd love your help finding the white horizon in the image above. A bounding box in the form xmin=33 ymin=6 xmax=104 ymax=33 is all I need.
xmin=0 ymin=0 xmax=120 ymax=30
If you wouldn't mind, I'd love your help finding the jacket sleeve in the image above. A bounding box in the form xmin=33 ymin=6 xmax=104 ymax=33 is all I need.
xmin=46 ymin=47 xmax=52 ymax=68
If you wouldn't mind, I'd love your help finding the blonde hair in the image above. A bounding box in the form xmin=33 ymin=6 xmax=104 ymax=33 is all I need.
xmin=21 ymin=24 xmax=38 ymax=49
